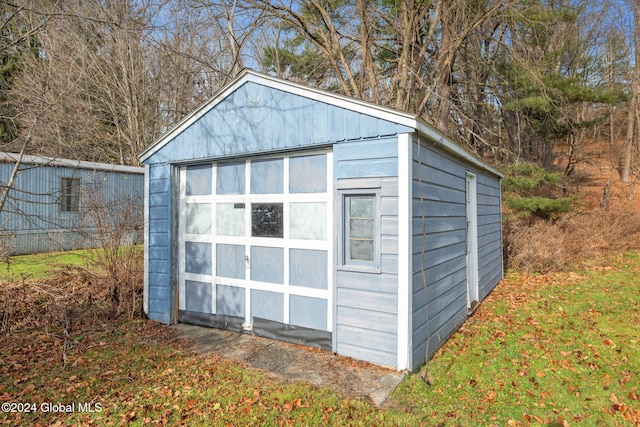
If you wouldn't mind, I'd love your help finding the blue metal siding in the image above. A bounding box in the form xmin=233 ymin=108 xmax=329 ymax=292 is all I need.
xmin=146 ymin=82 xmax=412 ymax=165
xmin=335 ymin=177 xmax=399 ymax=367
xmin=477 ymin=175 xmax=503 ymax=299
xmin=333 ymin=137 xmax=398 ymax=179
xmin=410 ymin=139 xmax=502 ymax=370
xmin=0 ymin=161 xmax=143 ymax=255
xmin=147 ymin=163 xmax=172 ymax=324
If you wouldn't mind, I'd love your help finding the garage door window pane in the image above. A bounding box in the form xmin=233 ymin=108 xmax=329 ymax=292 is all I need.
xmin=185 ymin=242 xmax=212 ymax=275
xmin=251 ymin=203 xmax=283 ymax=238
xmin=217 ymin=203 xmax=245 ymax=236
xmin=186 ymin=164 xmax=212 ymax=195
xmin=217 ymin=161 xmax=245 ymax=194
xmin=290 ymin=202 xmax=326 ymax=240
xmin=186 ymin=203 xmax=211 ymax=234
xmin=251 ymin=158 xmax=283 ymax=194
xmin=289 ymin=154 xmax=326 ymax=193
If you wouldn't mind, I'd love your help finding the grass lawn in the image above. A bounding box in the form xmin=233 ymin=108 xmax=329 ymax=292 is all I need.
xmin=0 ymin=246 xmax=143 ymax=282
xmin=0 ymin=252 xmax=638 ymax=426
xmin=0 ymin=250 xmax=90 ymax=281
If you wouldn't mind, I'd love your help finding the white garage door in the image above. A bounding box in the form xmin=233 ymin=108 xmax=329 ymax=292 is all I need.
xmin=177 ymin=152 xmax=333 ymax=334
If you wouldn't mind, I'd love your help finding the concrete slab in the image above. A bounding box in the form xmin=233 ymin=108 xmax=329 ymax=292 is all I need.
xmin=172 ymin=323 xmax=405 ymax=406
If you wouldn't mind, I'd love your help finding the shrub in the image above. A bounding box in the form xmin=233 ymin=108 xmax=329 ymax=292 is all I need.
xmin=505 ymin=195 xmax=574 ymax=220
xmin=502 ymin=162 xmax=574 ymax=221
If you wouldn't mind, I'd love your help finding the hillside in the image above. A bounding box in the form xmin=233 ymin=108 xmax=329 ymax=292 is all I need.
xmin=504 ymin=140 xmax=640 ymax=273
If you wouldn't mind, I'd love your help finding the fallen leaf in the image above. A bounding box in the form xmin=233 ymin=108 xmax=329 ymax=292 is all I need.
xmin=19 ymin=384 xmax=35 ymax=396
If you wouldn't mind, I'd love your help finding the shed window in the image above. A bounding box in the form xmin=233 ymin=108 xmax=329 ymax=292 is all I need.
xmin=345 ymin=195 xmax=375 ymax=263
xmin=60 ymin=177 xmax=80 ymax=212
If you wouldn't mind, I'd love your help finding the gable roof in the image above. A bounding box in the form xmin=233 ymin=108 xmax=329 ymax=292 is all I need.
xmin=140 ymin=69 xmax=501 ymax=177
xmin=0 ymin=152 xmax=144 ymax=174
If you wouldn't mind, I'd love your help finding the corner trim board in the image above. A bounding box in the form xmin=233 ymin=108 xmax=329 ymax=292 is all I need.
xmin=397 ymin=133 xmax=412 ymax=371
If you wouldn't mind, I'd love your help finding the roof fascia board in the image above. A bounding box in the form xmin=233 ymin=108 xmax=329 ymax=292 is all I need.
xmin=242 ymin=71 xmax=418 ymax=128
xmin=0 ymin=152 xmax=144 ymax=174
xmin=415 ymin=121 xmax=503 ymax=178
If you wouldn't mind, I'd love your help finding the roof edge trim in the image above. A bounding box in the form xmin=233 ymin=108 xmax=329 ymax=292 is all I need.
xmin=414 ymin=122 xmax=503 ymax=178
xmin=0 ymin=152 xmax=144 ymax=174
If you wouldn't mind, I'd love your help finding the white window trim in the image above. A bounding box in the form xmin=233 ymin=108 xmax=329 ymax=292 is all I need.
xmin=336 ymin=185 xmax=382 ymax=274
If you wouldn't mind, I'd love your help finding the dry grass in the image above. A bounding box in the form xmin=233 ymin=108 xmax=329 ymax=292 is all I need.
xmin=0 ymin=250 xmax=143 ymax=335
xmin=505 ymin=204 xmax=640 ymax=273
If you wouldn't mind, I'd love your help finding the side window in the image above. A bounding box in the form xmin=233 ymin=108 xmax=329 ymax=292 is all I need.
xmin=60 ymin=177 xmax=80 ymax=212
xmin=340 ymin=190 xmax=379 ymax=272
xmin=346 ymin=196 xmax=375 ymax=262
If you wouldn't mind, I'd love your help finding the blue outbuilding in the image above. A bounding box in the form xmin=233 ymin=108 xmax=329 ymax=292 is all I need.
xmin=140 ymin=70 xmax=503 ymax=371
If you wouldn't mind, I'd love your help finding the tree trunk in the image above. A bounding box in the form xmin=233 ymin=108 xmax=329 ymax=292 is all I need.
xmin=622 ymin=0 xmax=640 ymax=182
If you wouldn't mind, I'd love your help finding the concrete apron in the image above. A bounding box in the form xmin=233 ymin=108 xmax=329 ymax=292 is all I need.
xmin=172 ymin=323 xmax=406 ymax=406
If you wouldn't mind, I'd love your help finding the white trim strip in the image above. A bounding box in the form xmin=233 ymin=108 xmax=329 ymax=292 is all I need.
xmin=143 ymin=164 xmax=150 ymax=315
xmin=415 ymin=121 xmax=503 ymax=177
xmin=1 ymin=152 xmax=144 ymax=174
xmin=178 ymin=167 xmax=187 ymax=311
xmin=326 ymin=151 xmax=334 ymax=333
xmin=397 ymin=133 xmax=412 ymax=371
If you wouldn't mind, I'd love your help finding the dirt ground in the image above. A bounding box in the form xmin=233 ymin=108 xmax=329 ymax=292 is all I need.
xmin=171 ymin=323 xmax=406 ymax=407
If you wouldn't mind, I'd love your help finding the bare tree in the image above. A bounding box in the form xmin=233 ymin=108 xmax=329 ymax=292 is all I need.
xmin=622 ymin=0 xmax=640 ymax=183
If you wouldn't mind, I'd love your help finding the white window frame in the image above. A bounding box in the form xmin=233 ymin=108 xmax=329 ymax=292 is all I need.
xmin=337 ymin=186 xmax=381 ymax=274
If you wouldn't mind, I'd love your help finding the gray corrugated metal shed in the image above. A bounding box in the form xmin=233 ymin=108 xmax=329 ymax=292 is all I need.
xmin=1 ymin=152 xmax=144 ymax=255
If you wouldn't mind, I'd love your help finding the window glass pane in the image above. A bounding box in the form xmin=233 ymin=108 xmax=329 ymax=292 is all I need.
xmin=186 ymin=164 xmax=212 ymax=195
xmin=186 ymin=203 xmax=211 ymax=234
xmin=289 ymin=249 xmax=327 ymax=289
xmin=251 ymin=158 xmax=283 ymax=194
xmin=217 ymin=161 xmax=245 ymax=194
xmin=350 ymin=197 xmax=374 ymax=218
xmin=289 ymin=154 xmax=326 ymax=193
xmin=251 ymin=203 xmax=283 ymax=238
xmin=185 ymin=280 xmax=212 ymax=313
xmin=250 ymin=246 xmax=284 ymax=284
xmin=345 ymin=195 xmax=375 ymax=264
xmin=350 ymin=239 xmax=374 ymax=261
xmin=216 ymin=244 xmax=245 ymax=279
xmin=290 ymin=202 xmax=326 ymax=240
xmin=60 ymin=177 xmax=80 ymax=212
xmin=185 ymin=242 xmax=212 ymax=275
xmin=349 ymin=218 xmax=373 ymax=239
xmin=217 ymin=203 xmax=245 ymax=236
